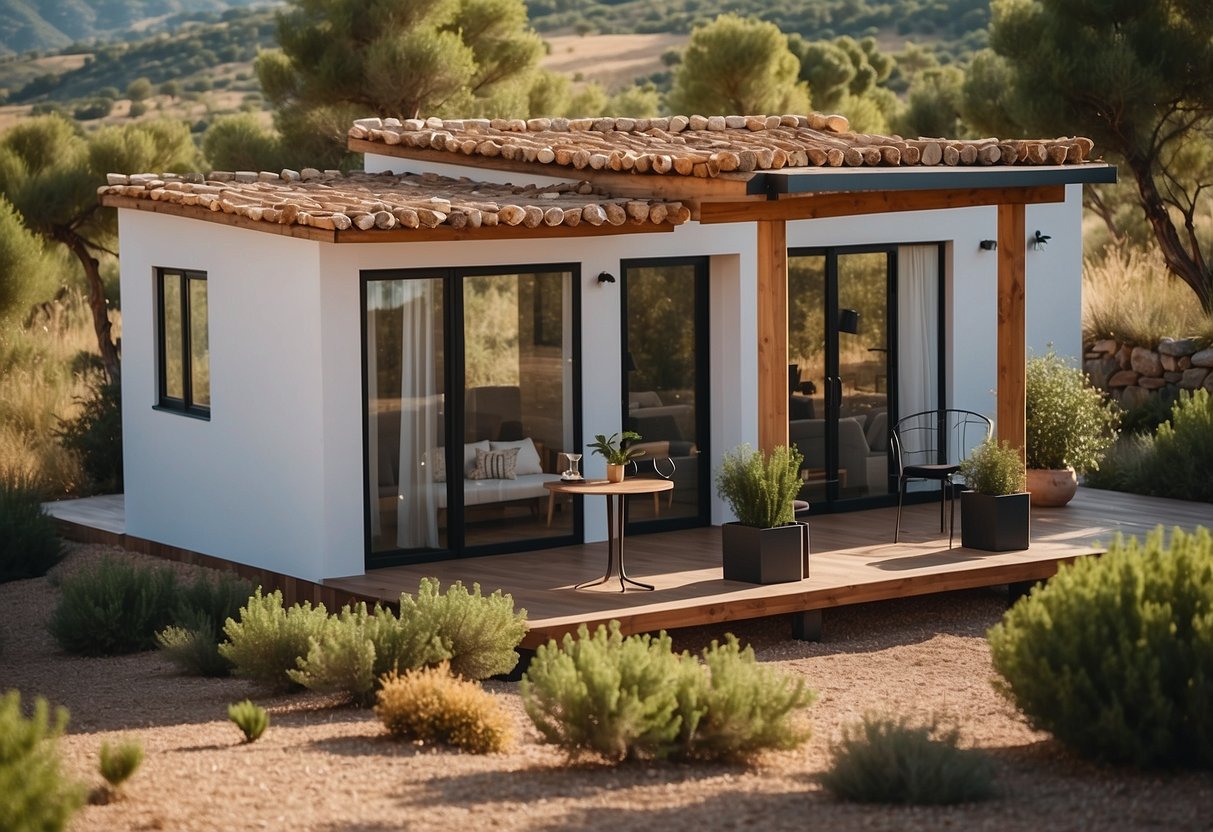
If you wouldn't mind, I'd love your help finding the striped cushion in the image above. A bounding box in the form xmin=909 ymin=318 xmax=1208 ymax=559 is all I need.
xmin=468 ymin=447 xmax=519 ymax=480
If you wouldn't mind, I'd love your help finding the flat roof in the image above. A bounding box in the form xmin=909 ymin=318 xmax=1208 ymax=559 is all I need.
xmin=752 ymin=163 xmax=1118 ymax=196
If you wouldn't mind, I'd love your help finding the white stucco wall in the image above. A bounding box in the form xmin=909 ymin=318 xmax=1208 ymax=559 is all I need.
xmin=116 ymin=167 xmax=1084 ymax=580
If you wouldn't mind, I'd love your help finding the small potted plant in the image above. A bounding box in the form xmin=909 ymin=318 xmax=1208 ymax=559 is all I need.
xmin=958 ymin=438 xmax=1029 ymax=551
xmin=588 ymin=431 xmax=644 ymax=482
xmin=1026 ymin=349 xmax=1120 ymax=506
xmin=715 ymin=443 xmax=807 ymax=583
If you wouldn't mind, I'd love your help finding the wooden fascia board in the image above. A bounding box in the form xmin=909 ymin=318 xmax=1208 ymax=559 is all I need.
xmin=101 ymin=193 xmax=675 ymax=242
xmin=349 ymin=137 xmax=758 ymax=202
xmin=697 ymin=185 xmax=1066 ymax=224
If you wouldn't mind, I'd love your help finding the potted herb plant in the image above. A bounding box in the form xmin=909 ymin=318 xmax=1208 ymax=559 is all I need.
xmin=715 ymin=444 xmax=807 ymax=583
xmin=588 ymin=431 xmax=644 ymax=482
xmin=1026 ymin=349 xmax=1120 ymax=506
xmin=958 ymin=438 xmax=1029 ymax=551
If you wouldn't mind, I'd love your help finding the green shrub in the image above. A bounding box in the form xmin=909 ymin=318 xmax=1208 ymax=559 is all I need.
xmin=675 ymin=635 xmax=814 ymax=761
xmin=218 ymin=589 xmax=328 ymax=690
xmin=98 ymin=738 xmax=143 ymax=790
xmin=227 ymin=700 xmax=269 ymax=743
xmin=57 ymin=379 xmax=123 ymax=494
xmin=521 ymin=623 xmax=815 ymax=762
xmin=1082 ymin=434 xmax=1155 ymax=493
xmin=290 ymin=580 xmax=526 ymax=704
xmin=399 ymin=578 xmax=527 ymax=680
xmin=715 ymin=443 xmax=804 ymax=528
xmin=157 ymin=571 xmax=254 ymax=676
xmin=820 ymin=714 xmax=997 ymax=804
xmin=0 ymin=471 xmax=65 ymax=583
xmin=48 ymin=557 xmax=179 ymax=656
xmin=958 ymin=438 xmax=1026 ymax=496
xmin=375 ymin=663 xmax=512 ymax=753
xmin=1138 ymin=390 xmax=1213 ymax=502
xmin=1026 ymin=349 xmax=1119 ymax=473
xmin=1119 ymin=387 xmax=1180 ymax=436
xmin=988 ymin=526 xmax=1213 ymax=768
xmin=0 ymin=691 xmax=83 ymax=831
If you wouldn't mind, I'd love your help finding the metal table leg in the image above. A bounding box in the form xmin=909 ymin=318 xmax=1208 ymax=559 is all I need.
xmin=574 ymin=493 xmax=653 ymax=592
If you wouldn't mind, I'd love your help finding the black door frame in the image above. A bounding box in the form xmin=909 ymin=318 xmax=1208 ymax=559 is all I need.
xmin=619 ymin=255 xmax=712 ymax=533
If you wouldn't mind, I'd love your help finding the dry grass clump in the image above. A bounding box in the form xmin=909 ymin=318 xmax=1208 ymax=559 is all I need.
xmin=1083 ymin=244 xmax=1213 ymax=347
xmin=375 ymin=663 xmax=513 ymax=754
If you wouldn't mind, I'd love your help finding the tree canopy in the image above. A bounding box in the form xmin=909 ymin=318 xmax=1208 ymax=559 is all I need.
xmin=666 ymin=14 xmax=809 ymax=116
xmin=0 ymin=116 xmax=201 ymax=377
xmin=966 ymin=0 xmax=1213 ymax=312
xmin=257 ymin=0 xmax=544 ymax=167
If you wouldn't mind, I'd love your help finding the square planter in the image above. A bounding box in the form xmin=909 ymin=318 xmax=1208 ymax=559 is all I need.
xmin=960 ymin=491 xmax=1030 ymax=551
xmin=722 ymin=521 xmax=808 ymax=584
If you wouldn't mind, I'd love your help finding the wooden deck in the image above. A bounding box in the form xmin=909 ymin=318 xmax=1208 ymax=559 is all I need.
xmin=328 ymin=488 xmax=1210 ymax=647
xmin=48 ymin=488 xmax=1209 ymax=648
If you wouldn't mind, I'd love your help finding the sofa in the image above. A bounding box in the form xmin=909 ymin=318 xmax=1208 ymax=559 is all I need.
xmin=789 ymin=414 xmax=889 ymax=494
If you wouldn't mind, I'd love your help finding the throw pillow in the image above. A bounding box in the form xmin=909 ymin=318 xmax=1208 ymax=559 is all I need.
xmin=468 ymin=447 xmax=519 ymax=480
xmin=463 ymin=440 xmax=491 ymax=477
xmin=425 ymin=449 xmax=446 ymax=483
xmin=489 ymin=437 xmax=543 ymax=475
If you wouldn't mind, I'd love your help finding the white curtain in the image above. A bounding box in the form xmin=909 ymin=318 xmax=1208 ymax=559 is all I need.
xmin=366 ymin=306 xmax=382 ymax=540
xmin=396 ymin=280 xmax=440 ymax=549
xmin=897 ymin=245 xmax=939 ymax=420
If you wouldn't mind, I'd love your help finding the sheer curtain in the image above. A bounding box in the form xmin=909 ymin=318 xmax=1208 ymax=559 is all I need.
xmin=396 ymin=280 xmax=440 ymax=549
xmin=897 ymin=245 xmax=939 ymax=420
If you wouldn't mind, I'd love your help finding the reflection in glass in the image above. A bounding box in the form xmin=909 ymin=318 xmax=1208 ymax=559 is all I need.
xmin=161 ymin=272 xmax=184 ymax=401
xmin=624 ymin=263 xmax=703 ymax=523
xmin=188 ymin=276 xmax=210 ymax=407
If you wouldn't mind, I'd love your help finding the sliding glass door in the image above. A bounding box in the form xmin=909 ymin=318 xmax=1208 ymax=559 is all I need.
xmin=621 ymin=257 xmax=710 ymax=531
xmin=788 ymin=244 xmax=942 ymax=508
xmin=363 ymin=266 xmax=580 ymax=566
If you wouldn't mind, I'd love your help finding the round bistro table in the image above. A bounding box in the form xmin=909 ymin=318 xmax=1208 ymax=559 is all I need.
xmin=543 ymin=478 xmax=674 ymax=592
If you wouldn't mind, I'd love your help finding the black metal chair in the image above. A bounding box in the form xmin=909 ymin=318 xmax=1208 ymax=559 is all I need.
xmin=891 ymin=409 xmax=992 ymax=548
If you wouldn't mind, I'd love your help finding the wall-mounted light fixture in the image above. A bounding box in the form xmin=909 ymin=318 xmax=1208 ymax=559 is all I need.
xmin=597 ymin=271 xmax=616 ymax=284
xmin=979 ymin=239 xmax=998 ymax=251
xmin=1030 ymin=230 xmax=1051 ymax=250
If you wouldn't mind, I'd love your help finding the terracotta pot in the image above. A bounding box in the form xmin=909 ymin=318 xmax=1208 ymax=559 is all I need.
xmin=1027 ymin=467 xmax=1078 ymax=507
xmin=606 ymin=462 xmax=626 ymax=483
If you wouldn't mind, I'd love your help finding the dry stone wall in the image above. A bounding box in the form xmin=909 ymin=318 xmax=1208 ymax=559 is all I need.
xmin=1085 ymin=337 xmax=1213 ymax=410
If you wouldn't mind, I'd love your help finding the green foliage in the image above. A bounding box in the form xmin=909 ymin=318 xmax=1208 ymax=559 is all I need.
xmin=56 ymin=377 xmax=122 ymax=493
xmin=227 ymin=699 xmax=269 ymax=743
xmin=375 ymin=663 xmax=513 ymax=753
xmin=521 ymin=623 xmax=814 ymax=762
xmin=399 ymin=578 xmax=527 ymax=680
xmin=1083 ymin=245 xmax=1213 ymax=347
xmin=821 ymin=713 xmax=997 ymax=804
xmin=48 ymin=556 xmax=179 ymax=656
xmin=1138 ymin=390 xmax=1213 ymax=503
xmin=0 ymin=691 xmax=83 ymax=832
xmin=202 ymin=114 xmax=284 ymax=171
xmin=521 ymin=623 xmax=688 ymax=761
xmin=157 ymin=570 xmax=255 ymax=676
xmin=667 ymin=14 xmax=808 ymax=115
xmin=970 ymin=0 xmax=1213 ymax=313
xmin=218 ymin=589 xmax=329 ymax=690
xmin=958 ymin=438 xmax=1025 ymax=496
xmin=715 ymin=443 xmax=804 ymax=528
xmin=1025 ymin=349 xmax=1119 ymax=473
xmin=674 ymin=635 xmax=814 ymax=761
xmin=587 ymin=431 xmax=643 ymax=465
xmin=988 ymin=526 xmax=1213 ymax=768
xmin=287 ymin=603 xmax=403 ymax=705
xmin=98 ymin=738 xmax=143 ymax=790
xmin=0 ymin=196 xmax=55 ymax=326
xmin=0 ymin=470 xmax=65 ymax=583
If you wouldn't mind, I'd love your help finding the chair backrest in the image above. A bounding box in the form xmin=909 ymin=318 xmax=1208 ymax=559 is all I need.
xmin=891 ymin=409 xmax=991 ymax=474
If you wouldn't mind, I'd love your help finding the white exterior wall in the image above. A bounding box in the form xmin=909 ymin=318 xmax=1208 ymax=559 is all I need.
xmin=117 ymin=162 xmax=1084 ymax=580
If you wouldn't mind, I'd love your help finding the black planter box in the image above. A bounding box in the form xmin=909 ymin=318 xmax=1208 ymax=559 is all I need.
xmin=722 ymin=521 xmax=808 ymax=584
xmin=960 ymin=491 xmax=1030 ymax=551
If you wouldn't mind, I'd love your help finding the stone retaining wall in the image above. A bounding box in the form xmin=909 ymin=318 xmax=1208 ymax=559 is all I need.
xmin=1084 ymin=337 xmax=1213 ymax=410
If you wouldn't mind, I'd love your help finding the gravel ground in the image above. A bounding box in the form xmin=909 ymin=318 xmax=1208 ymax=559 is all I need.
xmin=2 ymin=542 xmax=1211 ymax=832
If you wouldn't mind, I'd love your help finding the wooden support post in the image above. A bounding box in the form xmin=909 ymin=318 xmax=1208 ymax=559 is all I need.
xmin=791 ymin=609 xmax=822 ymax=641
xmin=757 ymin=219 xmax=789 ymax=454
xmin=996 ymin=203 xmax=1026 ymax=460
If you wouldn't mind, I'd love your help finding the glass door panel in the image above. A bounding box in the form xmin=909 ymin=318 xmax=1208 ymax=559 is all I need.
xmin=366 ymin=277 xmax=447 ymax=555
xmin=623 ymin=259 xmax=709 ymax=528
xmin=788 ymin=254 xmax=828 ymax=503
xmin=837 ymin=252 xmax=892 ymax=499
xmin=461 ymin=271 xmax=575 ymax=549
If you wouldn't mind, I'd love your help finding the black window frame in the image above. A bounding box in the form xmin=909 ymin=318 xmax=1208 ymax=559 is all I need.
xmin=155 ymin=267 xmax=210 ymax=419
